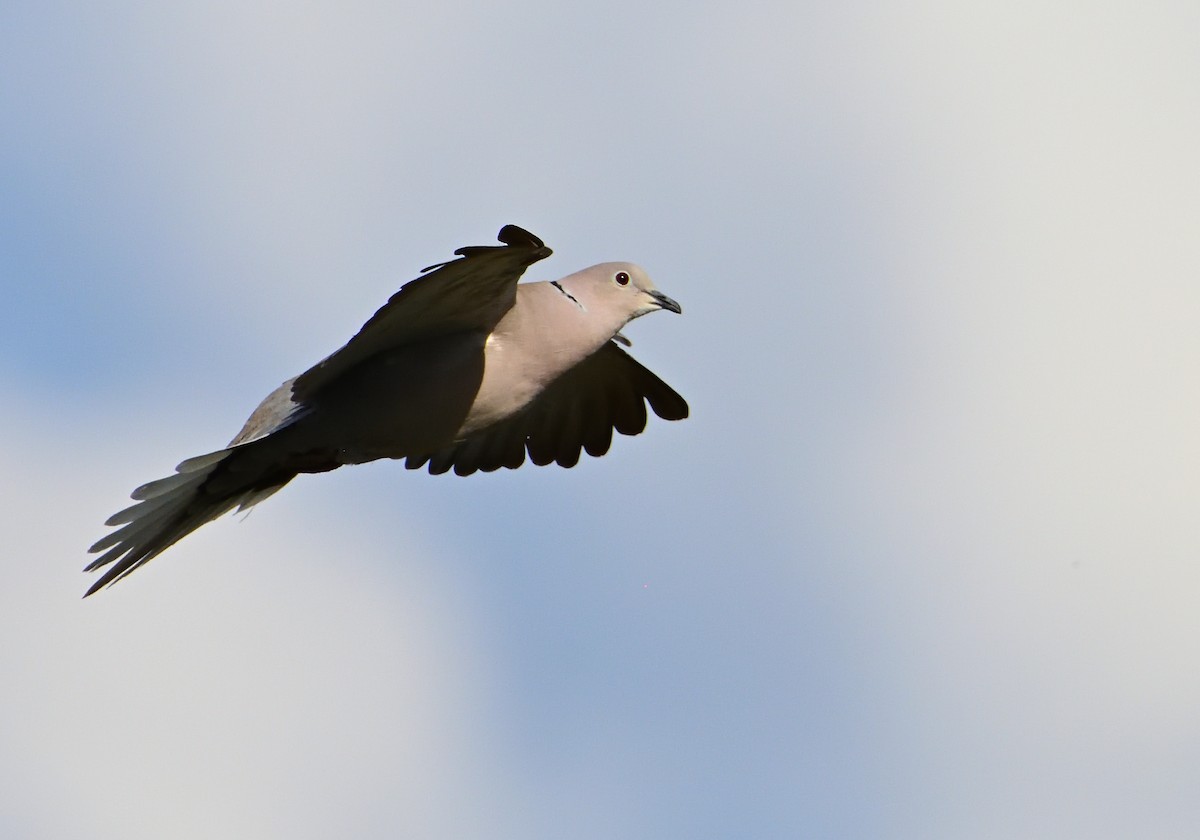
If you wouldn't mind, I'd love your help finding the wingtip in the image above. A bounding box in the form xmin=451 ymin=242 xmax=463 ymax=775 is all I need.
xmin=497 ymin=224 xmax=544 ymax=248
xmin=498 ymin=225 xmax=553 ymax=261
xmin=652 ymin=392 xmax=689 ymax=422
xmin=444 ymin=225 xmax=552 ymax=264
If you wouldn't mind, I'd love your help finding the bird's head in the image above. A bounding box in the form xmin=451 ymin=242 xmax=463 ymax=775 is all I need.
xmin=557 ymin=261 xmax=682 ymax=331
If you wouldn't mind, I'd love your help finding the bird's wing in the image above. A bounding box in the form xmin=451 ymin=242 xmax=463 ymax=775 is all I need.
xmin=406 ymin=341 xmax=688 ymax=476
xmin=291 ymin=224 xmax=552 ymax=402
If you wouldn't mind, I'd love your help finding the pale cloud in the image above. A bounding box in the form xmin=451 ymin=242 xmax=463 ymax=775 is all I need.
xmin=0 ymin=389 xmax=514 ymax=839
xmin=785 ymin=4 xmax=1200 ymax=836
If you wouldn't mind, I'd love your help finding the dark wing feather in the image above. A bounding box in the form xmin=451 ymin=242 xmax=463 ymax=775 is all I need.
xmin=409 ymin=341 xmax=687 ymax=476
xmin=292 ymin=225 xmax=551 ymax=402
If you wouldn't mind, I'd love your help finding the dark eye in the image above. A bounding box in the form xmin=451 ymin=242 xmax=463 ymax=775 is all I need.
xmin=615 ymin=271 xmax=630 ymax=286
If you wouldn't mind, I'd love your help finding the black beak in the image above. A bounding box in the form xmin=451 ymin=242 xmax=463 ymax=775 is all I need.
xmin=650 ymin=289 xmax=682 ymax=314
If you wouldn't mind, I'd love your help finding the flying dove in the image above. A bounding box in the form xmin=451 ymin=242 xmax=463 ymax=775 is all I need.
xmin=85 ymin=225 xmax=687 ymax=596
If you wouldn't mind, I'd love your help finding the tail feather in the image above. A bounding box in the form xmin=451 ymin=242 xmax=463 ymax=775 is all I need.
xmin=175 ymin=450 xmax=236 ymax=472
xmin=89 ymin=517 xmax=158 ymax=554
xmin=104 ymin=489 xmax=187 ymax=527
xmin=88 ymin=485 xmax=223 ymax=556
xmin=84 ymin=499 xmax=243 ymax=597
xmin=130 ymin=471 xmax=201 ymax=501
xmin=84 ymin=446 xmax=295 ymax=597
xmin=235 ymin=482 xmax=288 ymax=512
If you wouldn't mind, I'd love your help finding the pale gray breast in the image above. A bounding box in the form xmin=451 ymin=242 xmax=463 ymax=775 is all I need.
xmin=458 ymin=282 xmax=607 ymax=438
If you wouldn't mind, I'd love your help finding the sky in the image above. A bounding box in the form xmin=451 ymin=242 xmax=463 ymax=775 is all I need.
xmin=3 ymin=1 xmax=1200 ymax=837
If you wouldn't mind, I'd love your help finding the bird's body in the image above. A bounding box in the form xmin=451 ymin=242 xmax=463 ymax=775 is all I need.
xmin=86 ymin=226 xmax=686 ymax=596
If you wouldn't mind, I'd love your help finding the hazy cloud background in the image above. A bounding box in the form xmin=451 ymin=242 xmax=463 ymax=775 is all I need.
xmin=3 ymin=2 xmax=1199 ymax=837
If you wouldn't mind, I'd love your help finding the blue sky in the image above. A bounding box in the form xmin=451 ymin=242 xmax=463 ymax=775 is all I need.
xmin=3 ymin=2 xmax=1200 ymax=838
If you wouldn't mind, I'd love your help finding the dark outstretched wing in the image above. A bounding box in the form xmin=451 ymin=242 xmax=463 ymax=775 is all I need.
xmin=406 ymin=341 xmax=688 ymax=476
xmin=292 ymin=225 xmax=552 ymax=402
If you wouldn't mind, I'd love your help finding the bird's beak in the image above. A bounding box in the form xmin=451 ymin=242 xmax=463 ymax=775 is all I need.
xmin=649 ymin=289 xmax=682 ymax=314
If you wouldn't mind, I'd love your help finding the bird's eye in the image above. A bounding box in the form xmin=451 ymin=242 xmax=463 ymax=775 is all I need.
xmin=615 ymin=271 xmax=630 ymax=286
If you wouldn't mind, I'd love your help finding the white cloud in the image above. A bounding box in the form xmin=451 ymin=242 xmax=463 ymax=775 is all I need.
xmin=0 ymin=388 xmax=515 ymax=839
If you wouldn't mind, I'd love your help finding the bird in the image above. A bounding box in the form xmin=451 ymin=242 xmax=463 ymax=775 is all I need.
xmin=85 ymin=225 xmax=687 ymax=596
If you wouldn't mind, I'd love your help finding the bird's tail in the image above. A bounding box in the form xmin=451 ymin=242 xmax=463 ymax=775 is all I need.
xmin=84 ymin=444 xmax=295 ymax=597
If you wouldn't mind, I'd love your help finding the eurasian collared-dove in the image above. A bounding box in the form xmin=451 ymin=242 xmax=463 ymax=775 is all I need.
xmin=85 ymin=225 xmax=687 ymax=596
